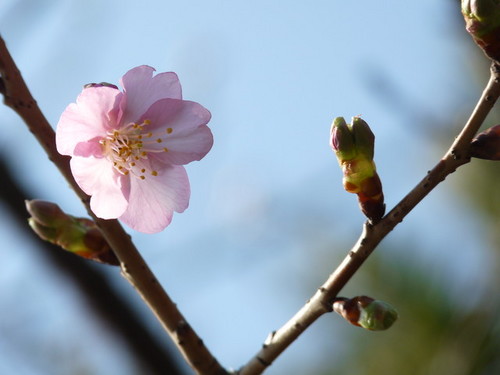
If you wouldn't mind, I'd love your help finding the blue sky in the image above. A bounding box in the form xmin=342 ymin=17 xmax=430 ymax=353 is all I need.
xmin=0 ymin=1 xmax=491 ymax=374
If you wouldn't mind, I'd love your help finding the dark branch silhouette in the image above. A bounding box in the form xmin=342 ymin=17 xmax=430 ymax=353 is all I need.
xmin=0 ymin=154 xmax=186 ymax=375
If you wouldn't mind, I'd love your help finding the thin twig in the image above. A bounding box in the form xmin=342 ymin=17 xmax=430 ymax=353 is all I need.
xmin=237 ymin=63 xmax=500 ymax=375
xmin=0 ymin=34 xmax=227 ymax=375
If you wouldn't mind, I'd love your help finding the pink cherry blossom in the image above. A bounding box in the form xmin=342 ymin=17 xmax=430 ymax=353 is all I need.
xmin=56 ymin=65 xmax=213 ymax=233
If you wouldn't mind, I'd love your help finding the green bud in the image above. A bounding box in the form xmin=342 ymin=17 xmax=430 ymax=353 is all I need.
xmin=333 ymin=296 xmax=398 ymax=331
xmin=25 ymin=200 xmax=69 ymax=227
xmin=462 ymin=0 xmax=500 ymax=62
xmin=462 ymin=0 xmax=500 ymax=29
xmin=28 ymin=218 xmax=59 ymax=242
xmin=330 ymin=116 xmax=385 ymax=222
xmin=358 ymin=300 xmax=398 ymax=331
xmin=351 ymin=117 xmax=375 ymax=160
xmin=26 ymin=200 xmax=118 ymax=266
xmin=330 ymin=116 xmax=376 ymax=162
xmin=470 ymin=124 xmax=500 ymax=160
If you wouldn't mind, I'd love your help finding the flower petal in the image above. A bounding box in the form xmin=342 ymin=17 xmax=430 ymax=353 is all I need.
xmin=120 ymin=65 xmax=182 ymax=125
xmin=73 ymin=137 xmax=104 ymax=157
xmin=56 ymin=87 xmax=122 ymax=155
xmin=140 ymin=99 xmax=213 ymax=165
xmin=118 ymin=165 xmax=190 ymax=233
xmin=70 ymin=156 xmax=129 ymax=219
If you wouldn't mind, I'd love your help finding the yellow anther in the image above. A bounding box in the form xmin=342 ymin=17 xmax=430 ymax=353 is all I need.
xmin=104 ymin=121 xmax=169 ymax=181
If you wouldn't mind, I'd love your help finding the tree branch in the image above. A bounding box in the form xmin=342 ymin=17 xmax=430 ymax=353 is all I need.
xmin=0 ymin=34 xmax=227 ymax=375
xmin=236 ymin=63 xmax=500 ymax=375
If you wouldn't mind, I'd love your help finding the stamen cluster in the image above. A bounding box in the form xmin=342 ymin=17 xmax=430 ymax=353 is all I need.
xmin=100 ymin=120 xmax=174 ymax=180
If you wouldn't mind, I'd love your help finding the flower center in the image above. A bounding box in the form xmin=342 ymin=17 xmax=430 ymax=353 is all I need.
xmin=99 ymin=119 xmax=172 ymax=180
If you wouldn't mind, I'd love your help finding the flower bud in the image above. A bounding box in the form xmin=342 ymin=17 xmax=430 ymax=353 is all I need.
xmin=330 ymin=117 xmax=356 ymax=161
xmin=333 ymin=296 xmax=398 ymax=331
xmin=25 ymin=199 xmax=68 ymax=227
xmin=470 ymin=124 xmax=500 ymax=160
xmin=83 ymin=82 xmax=119 ymax=90
xmin=25 ymin=200 xmax=118 ymax=265
xmin=28 ymin=218 xmax=58 ymax=242
xmin=358 ymin=300 xmax=398 ymax=331
xmin=462 ymin=0 xmax=500 ymax=62
xmin=330 ymin=116 xmax=385 ymax=222
xmin=351 ymin=117 xmax=375 ymax=160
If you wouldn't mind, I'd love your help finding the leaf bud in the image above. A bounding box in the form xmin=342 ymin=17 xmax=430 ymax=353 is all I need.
xmin=333 ymin=296 xmax=398 ymax=331
xmin=25 ymin=200 xmax=118 ymax=265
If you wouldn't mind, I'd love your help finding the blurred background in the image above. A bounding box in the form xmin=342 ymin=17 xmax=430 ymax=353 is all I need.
xmin=1 ymin=0 xmax=499 ymax=374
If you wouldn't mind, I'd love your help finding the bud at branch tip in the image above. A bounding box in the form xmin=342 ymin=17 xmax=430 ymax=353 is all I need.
xmin=330 ymin=116 xmax=385 ymax=222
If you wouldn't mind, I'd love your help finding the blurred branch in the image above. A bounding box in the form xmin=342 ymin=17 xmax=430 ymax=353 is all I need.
xmin=0 ymin=34 xmax=226 ymax=375
xmin=0 ymin=155 xmax=185 ymax=375
xmin=237 ymin=64 xmax=500 ymax=375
